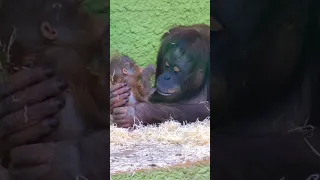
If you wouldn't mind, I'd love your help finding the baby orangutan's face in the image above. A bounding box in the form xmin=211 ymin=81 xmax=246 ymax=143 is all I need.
xmin=110 ymin=58 xmax=142 ymax=85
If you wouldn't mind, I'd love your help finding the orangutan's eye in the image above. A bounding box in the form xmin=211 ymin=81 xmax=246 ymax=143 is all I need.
xmin=165 ymin=61 xmax=169 ymax=67
xmin=173 ymin=66 xmax=180 ymax=72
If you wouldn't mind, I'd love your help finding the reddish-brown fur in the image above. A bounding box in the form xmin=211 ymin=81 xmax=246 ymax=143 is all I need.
xmin=110 ymin=54 xmax=155 ymax=107
xmin=0 ymin=0 xmax=109 ymax=168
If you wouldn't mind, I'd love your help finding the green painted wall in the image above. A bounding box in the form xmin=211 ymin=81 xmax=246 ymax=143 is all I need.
xmin=110 ymin=0 xmax=210 ymax=67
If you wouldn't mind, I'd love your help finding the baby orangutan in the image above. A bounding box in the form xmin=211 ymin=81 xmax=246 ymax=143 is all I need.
xmin=110 ymin=54 xmax=156 ymax=107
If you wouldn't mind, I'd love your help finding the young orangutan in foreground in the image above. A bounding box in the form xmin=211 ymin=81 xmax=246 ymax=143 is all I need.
xmin=110 ymin=54 xmax=156 ymax=108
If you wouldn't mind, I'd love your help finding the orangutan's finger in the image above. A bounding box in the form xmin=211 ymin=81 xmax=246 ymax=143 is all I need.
xmin=110 ymin=83 xmax=126 ymax=94
xmin=110 ymin=86 xmax=130 ymax=99
xmin=0 ymin=67 xmax=54 ymax=100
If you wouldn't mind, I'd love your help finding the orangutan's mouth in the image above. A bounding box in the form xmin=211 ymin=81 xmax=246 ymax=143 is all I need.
xmin=156 ymin=89 xmax=174 ymax=96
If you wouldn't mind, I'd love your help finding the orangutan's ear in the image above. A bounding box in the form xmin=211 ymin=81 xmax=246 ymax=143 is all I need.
xmin=40 ymin=21 xmax=59 ymax=40
xmin=211 ymin=16 xmax=224 ymax=31
xmin=122 ymin=68 xmax=128 ymax=75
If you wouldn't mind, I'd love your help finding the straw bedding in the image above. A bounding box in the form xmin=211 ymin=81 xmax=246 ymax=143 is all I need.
xmin=110 ymin=117 xmax=210 ymax=175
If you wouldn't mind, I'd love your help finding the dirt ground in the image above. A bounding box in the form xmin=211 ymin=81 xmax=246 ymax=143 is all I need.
xmin=110 ymin=118 xmax=210 ymax=174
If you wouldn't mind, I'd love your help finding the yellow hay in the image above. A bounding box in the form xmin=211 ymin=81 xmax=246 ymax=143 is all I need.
xmin=110 ymin=117 xmax=210 ymax=174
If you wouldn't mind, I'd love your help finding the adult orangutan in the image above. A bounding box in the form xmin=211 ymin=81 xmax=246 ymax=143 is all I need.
xmin=110 ymin=24 xmax=211 ymax=128
xmin=0 ymin=0 xmax=110 ymax=179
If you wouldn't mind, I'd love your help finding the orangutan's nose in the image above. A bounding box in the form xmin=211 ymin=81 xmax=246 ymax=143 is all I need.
xmin=164 ymin=74 xmax=171 ymax=80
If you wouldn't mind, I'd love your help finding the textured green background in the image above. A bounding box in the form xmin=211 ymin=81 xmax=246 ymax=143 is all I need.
xmin=110 ymin=0 xmax=210 ymax=67
xmin=112 ymin=164 xmax=210 ymax=180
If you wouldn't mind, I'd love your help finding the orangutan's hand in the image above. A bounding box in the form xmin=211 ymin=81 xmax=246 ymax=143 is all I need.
xmin=0 ymin=67 xmax=67 ymax=158
xmin=142 ymin=64 xmax=156 ymax=77
xmin=9 ymin=131 xmax=110 ymax=180
xmin=112 ymin=106 xmax=137 ymax=128
xmin=9 ymin=142 xmax=80 ymax=180
xmin=110 ymin=83 xmax=130 ymax=112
